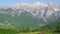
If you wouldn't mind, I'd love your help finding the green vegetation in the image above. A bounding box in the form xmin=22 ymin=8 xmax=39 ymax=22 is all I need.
xmin=0 ymin=25 xmax=60 ymax=34
xmin=0 ymin=11 xmax=60 ymax=34
xmin=0 ymin=28 xmax=19 ymax=34
xmin=0 ymin=19 xmax=60 ymax=34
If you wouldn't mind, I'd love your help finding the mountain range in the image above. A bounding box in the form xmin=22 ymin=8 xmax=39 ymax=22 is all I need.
xmin=0 ymin=2 xmax=60 ymax=29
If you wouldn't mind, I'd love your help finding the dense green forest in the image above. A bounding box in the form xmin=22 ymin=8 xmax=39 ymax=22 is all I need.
xmin=0 ymin=20 xmax=60 ymax=34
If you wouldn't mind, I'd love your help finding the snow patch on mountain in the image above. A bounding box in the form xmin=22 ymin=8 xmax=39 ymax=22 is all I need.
xmin=0 ymin=2 xmax=60 ymax=22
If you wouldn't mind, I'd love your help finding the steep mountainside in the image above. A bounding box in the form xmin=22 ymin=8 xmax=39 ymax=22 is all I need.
xmin=0 ymin=2 xmax=60 ymax=29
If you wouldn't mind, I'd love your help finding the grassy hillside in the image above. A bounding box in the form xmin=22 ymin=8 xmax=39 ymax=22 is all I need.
xmin=0 ymin=28 xmax=19 ymax=34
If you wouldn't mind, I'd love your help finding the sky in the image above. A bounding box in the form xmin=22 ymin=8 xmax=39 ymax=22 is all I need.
xmin=0 ymin=0 xmax=60 ymax=6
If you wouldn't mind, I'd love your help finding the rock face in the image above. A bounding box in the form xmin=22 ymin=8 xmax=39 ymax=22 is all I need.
xmin=0 ymin=2 xmax=60 ymax=29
